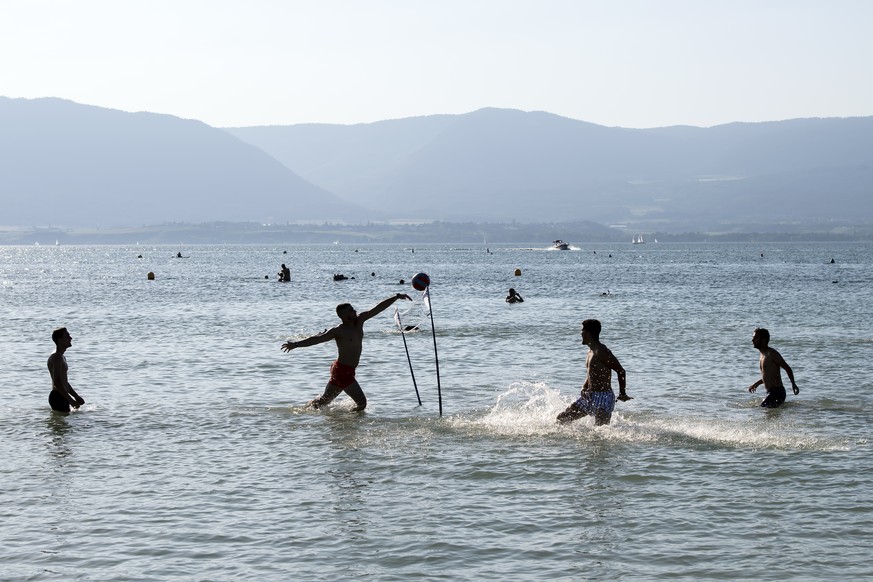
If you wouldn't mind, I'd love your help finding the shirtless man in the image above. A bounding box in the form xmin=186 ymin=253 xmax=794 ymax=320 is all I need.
xmin=47 ymin=327 xmax=85 ymax=413
xmin=748 ymin=327 xmax=799 ymax=408
xmin=505 ymin=288 xmax=524 ymax=303
xmin=557 ymin=319 xmax=631 ymax=425
xmin=281 ymin=293 xmax=412 ymax=411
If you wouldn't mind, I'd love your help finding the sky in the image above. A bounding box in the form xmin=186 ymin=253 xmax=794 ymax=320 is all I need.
xmin=3 ymin=0 xmax=872 ymax=129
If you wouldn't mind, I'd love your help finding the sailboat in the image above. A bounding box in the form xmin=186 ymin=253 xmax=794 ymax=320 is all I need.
xmin=632 ymin=234 xmax=645 ymax=244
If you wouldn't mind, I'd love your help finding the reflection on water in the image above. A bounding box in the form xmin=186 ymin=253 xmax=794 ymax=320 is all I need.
xmin=45 ymin=413 xmax=73 ymax=465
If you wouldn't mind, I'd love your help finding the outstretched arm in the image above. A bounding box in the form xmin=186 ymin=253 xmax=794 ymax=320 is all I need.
xmin=282 ymin=327 xmax=338 ymax=352
xmin=358 ymin=293 xmax=412 ymax=323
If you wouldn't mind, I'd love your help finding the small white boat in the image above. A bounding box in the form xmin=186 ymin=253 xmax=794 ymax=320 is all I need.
xmin=552 ymin=239 xmax=569 ymax=250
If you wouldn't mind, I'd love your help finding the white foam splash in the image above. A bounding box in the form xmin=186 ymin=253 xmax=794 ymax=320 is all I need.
xmin=449 ymin=381 xmax=854 ymax=451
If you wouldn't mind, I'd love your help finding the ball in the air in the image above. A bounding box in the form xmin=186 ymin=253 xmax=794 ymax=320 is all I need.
xmin=412 ymin=272 xmax=430 ymax=291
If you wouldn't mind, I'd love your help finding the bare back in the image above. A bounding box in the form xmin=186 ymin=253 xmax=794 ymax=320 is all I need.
xmin=585 ymin=344 xmax=614 ymax=391
xmin=47 ymin=352 xmax=68 ymax=393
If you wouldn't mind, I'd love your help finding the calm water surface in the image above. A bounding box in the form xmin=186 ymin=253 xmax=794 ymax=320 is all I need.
xmin=1 ymin=243 xmax=871 ymax=580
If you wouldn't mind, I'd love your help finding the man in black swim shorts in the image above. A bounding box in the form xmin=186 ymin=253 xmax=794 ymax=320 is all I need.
xmin=47 ymin=327 xmax=85 ymax=412
xmin=747 ymin=327 xmax=799 ymax=408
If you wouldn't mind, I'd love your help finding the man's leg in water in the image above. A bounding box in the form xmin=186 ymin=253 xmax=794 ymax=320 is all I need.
xmin=343 ymin=381 xmax=367 ymax=412
xmin=308 ymin=381 xmax=367 ymax=411
xmin=308 ymin=382 xmax=343 ymax=409
xmin=557 ymin=402 xmax=589 ymax=423
xmin=593 ymin=407 xmax=613 ymax=426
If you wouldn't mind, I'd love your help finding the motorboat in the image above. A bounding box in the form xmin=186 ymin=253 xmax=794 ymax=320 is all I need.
xmin=552 ymin=239 xmax=569 ymax=250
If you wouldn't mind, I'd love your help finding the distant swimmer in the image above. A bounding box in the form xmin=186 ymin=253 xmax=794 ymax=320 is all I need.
xmin=748 ymin=327 xmax=799 ymax=408
xmin=505 ymin=288 xmax=524 ymax=303
xmin=278 ymin=263 xmax=291 ymax=282
xmin=281 ymin=293 xmax=412 ymax=411
xmin=557 ymin=319 xmax=631 ymax=425
xmin=47 ymin=327 xmax=85 ymax=413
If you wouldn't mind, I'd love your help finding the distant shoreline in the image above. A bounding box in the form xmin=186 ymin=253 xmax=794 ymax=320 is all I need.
xmin=2 ymin=221 xmax=871 ymax=245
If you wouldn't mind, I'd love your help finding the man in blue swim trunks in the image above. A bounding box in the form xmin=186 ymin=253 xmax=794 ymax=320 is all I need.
xmin=557 ymin=319 xmax=631 ymax=425
xmin=748 ymin=327 xmax=799 ymax=408
xmin=282 ymin=293 xmax=411 ymax=411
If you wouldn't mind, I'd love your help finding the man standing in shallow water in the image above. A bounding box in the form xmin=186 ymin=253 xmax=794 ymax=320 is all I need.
xmin=281 ymin=293 xmax=412 ymax=411
xmin=47 ymin=327 xmax=85 ymax=412
xmin=557 ymin=319 xmax=631 ymax=425
xmin=748 ymin=327 xmax=799 ymax=408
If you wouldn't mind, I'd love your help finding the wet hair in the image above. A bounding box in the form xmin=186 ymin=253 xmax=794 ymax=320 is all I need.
xmin=336 ymin=303 xmax=353 ymax=317
xmin=51 ymin=327 xmax=68 ymax=344
xmin=581 ymin=319 xmax=601 ymax=339
xmin=755 ymin=327 xmax=770 ymax=343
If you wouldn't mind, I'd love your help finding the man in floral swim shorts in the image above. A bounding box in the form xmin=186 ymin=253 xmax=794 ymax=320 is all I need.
xmin=557 ymin=318 xmax=632 ymax=426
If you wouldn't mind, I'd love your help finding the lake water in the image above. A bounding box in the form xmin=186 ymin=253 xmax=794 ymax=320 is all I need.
xmin=1 ymin=242 xmax=871 ymax=580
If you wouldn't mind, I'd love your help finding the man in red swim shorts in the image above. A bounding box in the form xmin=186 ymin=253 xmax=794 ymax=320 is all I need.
xmin=282 ymin=293 xmax=412 ymax=411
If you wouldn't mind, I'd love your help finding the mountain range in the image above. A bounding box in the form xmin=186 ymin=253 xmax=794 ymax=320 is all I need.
xmin=227 ymin=108 xmax=873 ymax=229
xmin=0 ymin=97 xmax=360 ymax=227
xmin=2 ymin=97 xmax=871 ymax=231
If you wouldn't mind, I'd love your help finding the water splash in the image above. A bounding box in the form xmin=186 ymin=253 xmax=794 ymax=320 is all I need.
xmin=448 ymin=381 xmax=856 ymax=451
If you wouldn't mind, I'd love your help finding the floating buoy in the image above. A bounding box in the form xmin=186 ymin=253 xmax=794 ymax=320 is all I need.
xmin=147 ymin=272 xmax=155 ymax=280
xmin=514 ymin=268 xmax=522 ymax=276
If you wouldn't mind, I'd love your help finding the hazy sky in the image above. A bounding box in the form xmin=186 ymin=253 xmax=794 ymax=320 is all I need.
xmin=3 ymin=0 xmax=871 ymax=128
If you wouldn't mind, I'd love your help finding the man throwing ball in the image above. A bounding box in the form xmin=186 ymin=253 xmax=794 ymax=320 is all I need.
xmin=282 ymin=293 xmax=412 ymax=411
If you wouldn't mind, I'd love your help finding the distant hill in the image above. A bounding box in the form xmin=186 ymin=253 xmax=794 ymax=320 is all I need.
xmin=227 ymin=108 xmax=873 ymax=229
xmin=0 ymin=97 xmax=365 ymax=227
xmin=3 ymin=98 xmax=870 ymax=231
